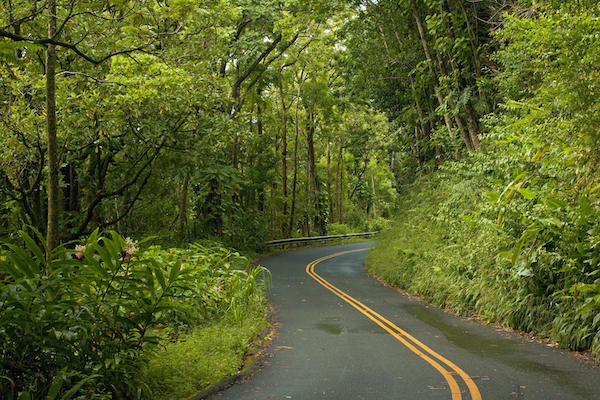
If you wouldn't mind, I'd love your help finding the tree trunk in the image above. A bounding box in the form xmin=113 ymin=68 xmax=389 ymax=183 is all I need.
xmin=46 ymin=0 xmax=60 ymax=265
xmin=327 ymin=141 xmax=333 ymax=224
xmin=464 ymin=102 xmax=481 ymax=151
xmin=256 ymin=101 xmax=265 ymax=212
xmin=288 ymin=97 xmax=301 ymax=238
xmin=287 ymin=71 xmax=307 ymax=237
xmin=371 ymin=175 xmax=376 ymax=218
xmin=306 ymin=113 xmax=324 ymax=235
xmin=335 ymin=146 xmax=343 ymax=223
xmin=409 ymin=75 xmax=431 ymax=163
xmin=337 ymin=146 xmax=344 ymax=223
xmin=454 ymin=115 xmax=474 ymax=152
xmin=279 ymin=85 xmax=289 ymax=227
xmin=178 ymin=172 xmax=189 ymax=244
xmin=413 ymin=6 xmax=457 ymax=150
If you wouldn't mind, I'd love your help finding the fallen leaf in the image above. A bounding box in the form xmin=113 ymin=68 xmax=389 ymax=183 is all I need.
xmin=275 ymin=346 xmax=295 ymax=350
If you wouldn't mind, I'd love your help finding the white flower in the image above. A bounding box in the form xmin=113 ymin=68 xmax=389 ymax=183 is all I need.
xmin=74 ymin=244 xmax=86 ymax=259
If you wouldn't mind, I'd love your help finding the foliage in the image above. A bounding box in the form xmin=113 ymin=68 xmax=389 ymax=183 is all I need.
xmin=0 ymin=0 xmax=393 ymax=247
xmin=145 ymin=311 xmax=268 ymax=400
xmin=0 ymin=229 xmax=270 ymax=399
xmin=369 ymin=142 xmax=600 ymax=359
xmin=0 ymin=229 xmax=177 ymax=399
xmin=364 ymin=1 xmax=600 ymax=362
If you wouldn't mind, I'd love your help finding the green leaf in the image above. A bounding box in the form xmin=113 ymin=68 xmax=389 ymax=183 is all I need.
xmin=512 ymin=169 xmax=528 ymax=182
xmin=168 ymin=260 xmax=182 ymax=284
xmin=498 ymin=251 xmax=513 ymax=261
xmin=516 ymin=261 xmax=533 ymax=277
xmin=5 ymin=243 xmax=38 ymax=279
xmin=59 ymin=375 xmax=101 ymax=400
xmin=578 ymin=196 xmax=594 ymax=217
xmin=153 ymin=263 xmax=167 ymax=290
xmin=543 ymin=198 xmax=568 ymax=209
xmin=519 ymin=188 xmax=536 ymax=200
xmin=483 ymin=191 xmax=500 ymax=203
xmin=104 ymin=233 xmax=124 ymax=261
xmin=138 ymin=236 xmax=157 ymax=245
xmin=82 ymin=250 xmax=109 ymax=279
xmin=0 ymin=256 xmax=23 ymax=279
xmin=540 ymin=217 xmax=564 ymax=228
xmin=506 ymin=99 xmax=543 ymax=112
xmin=20 ymin=231 xmax=46 ymax=267
xmin=46 ymin=368 xmax=66 ymax=400
xmin=95 ymin=244 xmax=117 ymax=272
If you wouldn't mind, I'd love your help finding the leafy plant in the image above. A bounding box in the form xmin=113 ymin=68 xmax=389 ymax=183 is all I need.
xmin=0 ymin=229 xmax=188 ymax=399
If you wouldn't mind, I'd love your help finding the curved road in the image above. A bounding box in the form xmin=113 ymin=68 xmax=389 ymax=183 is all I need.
xmin=216 ymin=242 xmax=600 ymax=399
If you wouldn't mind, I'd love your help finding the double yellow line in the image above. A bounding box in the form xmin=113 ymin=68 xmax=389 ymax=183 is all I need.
xmin=306 ymin=249 xmax=482 ymax=400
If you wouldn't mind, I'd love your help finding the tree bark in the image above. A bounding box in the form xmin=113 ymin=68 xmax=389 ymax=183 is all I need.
xmin=327 ymin=141 xmax=332 ymax=223
xmin=278 ymin=85 xmax=290 ymax=236
xmin=465 ymin=101 xmax=481 ymax=151
xmin=306 ymin=113 xmax=324 ymax=235
xmin=178 ymin=172 xmax=189 ymax=244
xmin=46 ymin=0 xmax=59 ymax=265
xmin=288 ymin=101 xmax=300 ymax=238
xmin=412 ymin=3 xmax=456 ymax=149
xmin=337 ymin=146 xmax=343 ymax=223
xmin=287 ymin=70 xmax=307 ymax=237
xmin=455 ymin=115 xmax=474 ymax=152
xmin=371 ymin=175 xmax=376 ymax=218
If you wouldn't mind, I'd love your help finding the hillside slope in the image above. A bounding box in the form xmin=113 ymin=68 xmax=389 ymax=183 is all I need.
xmin=367 ymin=167 xmax=600 ymax=361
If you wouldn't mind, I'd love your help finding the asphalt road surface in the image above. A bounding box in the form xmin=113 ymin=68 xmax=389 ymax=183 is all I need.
xmin=215 ymin=242 xmax=600 ymax=400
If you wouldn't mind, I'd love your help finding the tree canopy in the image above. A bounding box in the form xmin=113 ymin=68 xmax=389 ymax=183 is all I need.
xmin=1 ymin=0 xmax=599 ymax=255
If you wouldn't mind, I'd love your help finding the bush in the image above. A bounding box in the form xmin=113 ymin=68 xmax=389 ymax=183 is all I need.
xmin=224 ymin=209 xmax=270 ymax=253
xmin=0 ymin=229 xmax=270 ymax=399
xmin=328 ymin=223 xmax=355 ymax=235
xmin=368 ymin=155 xmax=600 ymax=360
xmin=0 ymin=229 xmax=188 ymax=399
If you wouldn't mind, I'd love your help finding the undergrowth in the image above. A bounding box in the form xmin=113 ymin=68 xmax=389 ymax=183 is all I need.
xmin=368 ymin=162 xmax=600 ymax=361
xmin=145 ymin=309 xmax=267 ymax=400
xmin=0 ymin=230 xmax=270 ymax=400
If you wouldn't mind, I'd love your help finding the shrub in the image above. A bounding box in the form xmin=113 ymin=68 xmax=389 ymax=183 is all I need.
xmin=0 ymin=229 xmax=190 ymax=399
xmin=0 ymin=230 xmax=270 ymax=399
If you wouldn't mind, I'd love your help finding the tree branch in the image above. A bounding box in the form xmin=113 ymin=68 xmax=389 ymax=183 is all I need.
xmin=236 ymin=31 xmax=303 ymax=112
xmin=76 ymin=142 xmax=163 ymax=236
xmin=99 ymin=171 xmax=151 ymax=230
xmin=0 ymin=29 xmax=151 ymax=65
xmin=56 ymin=71 xmax=126 ymax=85
xmin=231 ymin=33 xmax=283 ymax=111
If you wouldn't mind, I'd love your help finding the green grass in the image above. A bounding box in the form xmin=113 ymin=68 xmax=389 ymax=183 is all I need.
xmin=366 ymin=171 xmax=554 ymax=334
xmin=145 ymin=309 xmax=268 ymax=400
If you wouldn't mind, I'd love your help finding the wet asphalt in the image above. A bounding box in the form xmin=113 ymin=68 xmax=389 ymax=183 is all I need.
xmin=214 ymin=242 xmax=600 ymax=400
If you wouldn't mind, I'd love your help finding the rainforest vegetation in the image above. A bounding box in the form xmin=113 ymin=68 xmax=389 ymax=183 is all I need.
xmin=2 ymin=0 xmax=600 ymax=398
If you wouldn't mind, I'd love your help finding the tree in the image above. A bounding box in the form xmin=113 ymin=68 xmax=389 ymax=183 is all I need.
xmin=339 ymin=0 xmax=501 ymax=175
xmin=1 ymin=0 xmax=168 ymax=261
xmin=0 ymin=0 xmax=240 ymax=254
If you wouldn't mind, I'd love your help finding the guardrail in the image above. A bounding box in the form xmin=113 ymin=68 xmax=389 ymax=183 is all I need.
xmin=265 ymin=231 xmax=381 ymax=247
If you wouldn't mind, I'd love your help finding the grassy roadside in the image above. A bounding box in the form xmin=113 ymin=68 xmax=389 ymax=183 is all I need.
xmin=140 ymin=244 xmax=272 ymax=400
xmin=365 ymin=171 xmax=564 ymax=347
xmin=145 ymin=308 xmax=269 ymax=400
xmin=144 ymin=236 xmax=379 ymax=400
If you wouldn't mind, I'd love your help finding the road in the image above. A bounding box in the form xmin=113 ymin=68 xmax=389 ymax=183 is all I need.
xmin=216 ymin=242 xmax=600 ymax=399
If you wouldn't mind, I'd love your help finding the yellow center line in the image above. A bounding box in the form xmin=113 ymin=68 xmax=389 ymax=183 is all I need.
xmin=305 ymin=249 xmax=482 ymax=400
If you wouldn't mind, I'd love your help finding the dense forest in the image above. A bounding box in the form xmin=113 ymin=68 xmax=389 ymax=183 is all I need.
xmin=3 ymin=0 xmax=600 ymax=398
xmin=0 ymin=0 xmax=398 ymax=253
xmin=3 ymin=0 xmax=591 ymax=252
